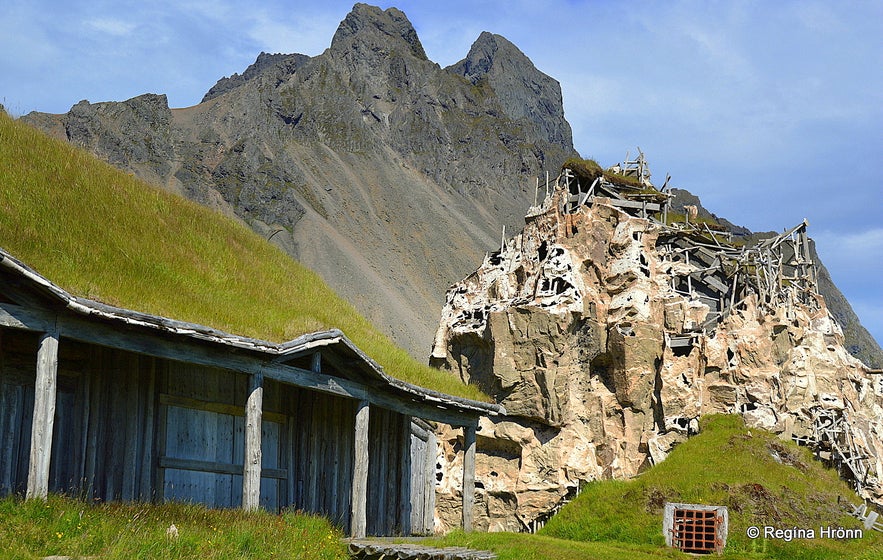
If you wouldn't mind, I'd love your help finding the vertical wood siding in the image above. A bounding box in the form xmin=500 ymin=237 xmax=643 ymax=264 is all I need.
xmin=288 ymin=388 xmax=356 ymax=532
xmin=0 ymin=327 xmax=435 ymax=536
xmin=367 ymin=406 xmax=414 ymax=536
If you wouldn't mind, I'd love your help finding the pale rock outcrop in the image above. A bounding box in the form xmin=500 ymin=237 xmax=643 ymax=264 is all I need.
xmin=431 ymin=178 xmax=883 ymax=532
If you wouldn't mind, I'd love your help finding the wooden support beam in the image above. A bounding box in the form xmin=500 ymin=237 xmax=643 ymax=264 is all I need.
xmin=242 ymin=371 xmax=263 ymax=511
xmin=0 ymin=301 xmax=492 ymax=426
xmin=351 ymin=400 xmax=370 ymax=538
xmin=566 ymin=194 xmax=661 ymax=212
xmin=424 ymin=429 xmax=438 ymax=534
xmin=462 ymin=423 xmax=477 ymax=532
xmin=159 ymin=456 xmax=287 ymax=480
xmin=26 ymin=329 xmax=59 ymax=500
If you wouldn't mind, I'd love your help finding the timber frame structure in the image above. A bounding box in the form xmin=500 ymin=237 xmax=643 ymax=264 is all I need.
xmin=0 ymin=248 xmax=503 ymax=537
xmin=549 ymin=152 xmax=823 ymax=342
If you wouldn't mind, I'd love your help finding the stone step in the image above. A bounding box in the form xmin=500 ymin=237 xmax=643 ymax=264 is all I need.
xmin=348 ymin=539 xmax=497 ymax=560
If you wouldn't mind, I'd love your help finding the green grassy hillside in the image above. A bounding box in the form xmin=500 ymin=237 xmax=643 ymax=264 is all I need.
xmin=431 ymin=416 xmax=881 ymax=559
xmin=540 ymin=415 xmax=881 ymax=559
xmin=0 ymin=110 xmax=486 ymax=402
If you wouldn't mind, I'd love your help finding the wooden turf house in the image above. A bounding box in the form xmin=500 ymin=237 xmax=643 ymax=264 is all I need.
xmin=0 ymin=248 xmax=502 ymax=536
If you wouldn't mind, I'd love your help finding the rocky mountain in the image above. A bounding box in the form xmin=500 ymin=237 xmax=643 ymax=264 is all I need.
xmin=430 ymin=174 xmax=883 ymax=530
xmin=19 ymin=2 xmax=881 ymax=370
xmin=21 ymin=4 xmax=576 ymax=359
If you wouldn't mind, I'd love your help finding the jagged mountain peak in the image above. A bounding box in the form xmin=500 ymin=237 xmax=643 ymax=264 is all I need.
xmin=452 ymin=31 xmax=524 ymax=83
xmin=331 ymin=3 xmax=427 ymax=61
xmin=449 ymin=30 xmax=573 ymax=148
xmin=202 ymin=52 xmax=311 ymax=103
xmin=21 ymin=3 xmax=578 ymax=359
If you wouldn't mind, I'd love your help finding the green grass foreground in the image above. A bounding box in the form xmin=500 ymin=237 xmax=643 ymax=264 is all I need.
xmin=0 ymin=110 xmax=486 ymax=402
xmin=0 ymin=494 xmax=347 ymax=559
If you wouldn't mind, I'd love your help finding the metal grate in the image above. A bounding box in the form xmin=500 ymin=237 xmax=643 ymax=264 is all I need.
xmin=671 ymin=508 xmax=721 ymax=554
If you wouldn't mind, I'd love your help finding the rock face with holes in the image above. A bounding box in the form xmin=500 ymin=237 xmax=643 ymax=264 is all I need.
xmin=430 ymin=184 xmax=883 ymax=533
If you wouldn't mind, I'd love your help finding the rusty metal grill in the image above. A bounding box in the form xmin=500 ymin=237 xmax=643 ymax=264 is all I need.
xmin=671 ymin=508 xmax=721 ymax=553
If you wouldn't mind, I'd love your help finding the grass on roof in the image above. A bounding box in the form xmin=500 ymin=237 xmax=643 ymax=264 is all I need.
xmin=0 ymin=110 xmax=488 ymax=402
xmin=562 ymin=157 xmax=649 ymax=191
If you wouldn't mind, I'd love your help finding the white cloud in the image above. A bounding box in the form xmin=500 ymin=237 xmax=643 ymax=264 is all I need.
xmin=84 ymin=17 xmax=136 ymax=37
xmin=814 ymin=229 xmax=883 ymax=270
xmin=244 ymin=9 xmax=340 ymax=56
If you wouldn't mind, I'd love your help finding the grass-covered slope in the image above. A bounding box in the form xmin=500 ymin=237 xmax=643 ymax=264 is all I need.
xmin=0 ymin=110 xmax=487 ymax=401
xmin=540 ymin=415 xmax=881 ymax=559
xmin=0 ymin=494 xmax=347 ymax=560
xmin=431 ymin=416 xmax=881 ymax=559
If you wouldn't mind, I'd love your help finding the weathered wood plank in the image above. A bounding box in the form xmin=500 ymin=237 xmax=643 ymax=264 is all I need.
xmin=0 ymin=302 xmax=52 ymax=332
xmin=285 ymin=393 xmax=297 ymax=510
xmin=351 ymin=400 xmax=369 ymax=538
xmin=569 ymin=195 xmax=661 ymax=212
xmin=26 ymin=329 xmax=59 ymax=500
xmin=242 ymin=371 xmax=263 ymax=511
xmin=83 ymin=362 xmax=102 ymax=500
xmin=339 ymin=398 xmax=355 ymax=532
xmin=158 ymin=393 xmax=286 ymax=424
xmin=154 ymin=361 xmax=168 ymax=503
xmin=379 ymin=407 xmax=391 ymax=533
xmin=140 ymin=357 xmax=156 ymax=501
xmin=462 ymin=424 xmax=477 ymax=532
xmin=425 ymin=430 xmax=437 ymax=534
xmin=122 ymin=367 xmax=140 ymax=500
xmin=328 ymin=394 xmax=341 ymax=519
xmin=158 ymin=456 xmax=286 ymax=479
xmin=399 ymin=414 xmax=412 ymax=534
xmin=0 ymin=380 xmax=19 ymax=494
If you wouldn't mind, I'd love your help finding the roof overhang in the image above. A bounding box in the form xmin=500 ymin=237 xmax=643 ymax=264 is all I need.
xmin=0 ymin=248 xmax=503 ymax=425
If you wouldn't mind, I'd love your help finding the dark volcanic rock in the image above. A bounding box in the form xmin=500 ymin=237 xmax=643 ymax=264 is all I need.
xmin=202 ymin=52 xmax=311 ymax=103
xmin=71 ymin=94 xmax=173 ymax=170
xmin=448 ymin=31 xmax=573 ymax=148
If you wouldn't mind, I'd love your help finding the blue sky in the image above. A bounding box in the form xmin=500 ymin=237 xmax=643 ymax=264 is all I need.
xmin=2 ymin=0 xmax=881 ymax=348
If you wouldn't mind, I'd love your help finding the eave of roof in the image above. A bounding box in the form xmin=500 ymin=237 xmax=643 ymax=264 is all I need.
xmin=0 ymin=247 xmax=504 ymax=418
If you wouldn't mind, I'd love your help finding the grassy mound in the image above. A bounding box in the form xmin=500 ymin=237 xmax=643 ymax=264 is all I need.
xmin=0 ymin=110 xmax=487 ymax=402
xmin=430 ymin=416 xmax=880 ymax=559
xmin=562 ymin=157 xmax=646 ymax=191
xmin=0 ymin=494 xmax=347 ymax=559
xmin=541 ymin=415 xmax=881 ymax=559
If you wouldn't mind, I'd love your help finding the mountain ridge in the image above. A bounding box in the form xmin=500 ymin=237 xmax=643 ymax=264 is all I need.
xmin=19 ymin=3 xmax=881 ymax=368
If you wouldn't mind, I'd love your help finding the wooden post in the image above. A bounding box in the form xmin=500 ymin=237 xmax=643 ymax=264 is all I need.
xmin=462 ymin=423 xmax=477 ymax=531
xmin=424 ymin=429 xmax=437 ymax=534
xmin=242 ymin=371 xmax=263 ymax=510
xmin=351 ymin=400 xmax=370 ymax=538
xmin=26 ymin=329 xmax=59 ymax=500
